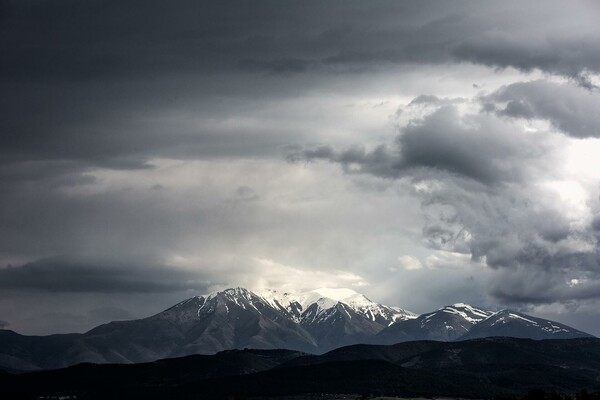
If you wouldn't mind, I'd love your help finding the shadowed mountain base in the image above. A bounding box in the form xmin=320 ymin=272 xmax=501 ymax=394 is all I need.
xmin=2 ymin=337 xmax=600 ymax=399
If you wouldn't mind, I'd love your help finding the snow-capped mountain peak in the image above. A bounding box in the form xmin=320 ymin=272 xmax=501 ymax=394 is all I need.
xmin=256 ymin=287 xmax=415 ymax=326
xmin=258 ymin=288 xmax=305 ymax=322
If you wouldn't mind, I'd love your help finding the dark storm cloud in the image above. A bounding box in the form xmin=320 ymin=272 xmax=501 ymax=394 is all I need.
xmin=0 ymin=257 xmax=207 ymax=293
xmin=0 ymin=79 xmax=293 ymax=174
xmin=482 ymin=80 xmax=600 ymax=138
xmin=1 ymin=0 xmax=598 ymax=177
xmin=0 ymin=320 xmax=9 ymax=329
xmin=487 ymin=252 xmax=600 ymax=305
xmin=3 ymin=0 xmax=598 ymax=84
xmin=289 ymin=144 xmax=402 ymax=180
xmin=398 ymin=107 xmax=547 ymax=184
xmin=0 ymin=0 xmax=336 ymax=177
xmin=2 ymin=0 xmax=597 ymax=82
xmin=293 ymin=105 xmax=550 ymax=185
xmin=453 ymin=35 xmax=600 ymax=89
xmin=238 ymin=58 xmax=313 ymax=75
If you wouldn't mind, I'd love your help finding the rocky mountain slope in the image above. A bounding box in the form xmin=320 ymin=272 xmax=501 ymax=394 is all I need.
xmin=461 ymin=309 xmax=590 ymax=340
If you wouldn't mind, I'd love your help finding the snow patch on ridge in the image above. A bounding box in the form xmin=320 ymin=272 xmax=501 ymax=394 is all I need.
xmin=440 ymin=304 xmax=493 ymax=323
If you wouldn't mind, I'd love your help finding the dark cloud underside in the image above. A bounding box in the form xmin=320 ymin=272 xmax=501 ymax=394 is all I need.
xmin=0 ymin=257 xmax=209 ymax=293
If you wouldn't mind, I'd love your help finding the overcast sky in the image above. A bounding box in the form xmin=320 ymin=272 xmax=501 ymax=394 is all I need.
xmin=2 ymin=0 xmax=600 ymax=335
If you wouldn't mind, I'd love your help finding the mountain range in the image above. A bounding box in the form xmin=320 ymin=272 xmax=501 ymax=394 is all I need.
xmin=0 ymin=287 xmax=592 ymax=372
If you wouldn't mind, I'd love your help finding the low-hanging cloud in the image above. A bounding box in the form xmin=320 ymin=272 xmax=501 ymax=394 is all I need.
xmin=452 ymin=34 xmax=600 ymax=88
xmin=482 ymin=80 xmax=600 ymax=138
xmin=0 ymin=257 xmax=210 ymax=293
xmin=292 ymin=105 xmax=554 ymax=185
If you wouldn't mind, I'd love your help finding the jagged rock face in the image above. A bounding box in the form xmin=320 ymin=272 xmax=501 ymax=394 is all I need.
xmin=0 ymin=287 xmax=593 ymax=372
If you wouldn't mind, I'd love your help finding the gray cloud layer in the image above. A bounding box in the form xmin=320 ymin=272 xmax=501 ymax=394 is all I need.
xmin=482 ymin=80 xmax=600 ymax=138
xmin=0 ymin=257 xmax=208 ymax=293
xmin=292 ymin=104 xmax=552 ymax=185
xmin=4 ymin=1 xmax=598 ymax=79
xmin=2 ymin=0 xmax=598 ymax=180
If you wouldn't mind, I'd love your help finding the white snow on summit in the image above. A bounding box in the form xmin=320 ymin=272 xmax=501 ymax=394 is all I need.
xmin=311 ymin=288 xmax=365 ymax=303
xmin=257 ymin=287 xmax=416 ymax=325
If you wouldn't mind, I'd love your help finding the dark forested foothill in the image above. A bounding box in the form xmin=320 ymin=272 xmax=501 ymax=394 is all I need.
xmin=2 ymin=338 xmax=600 ymax=399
